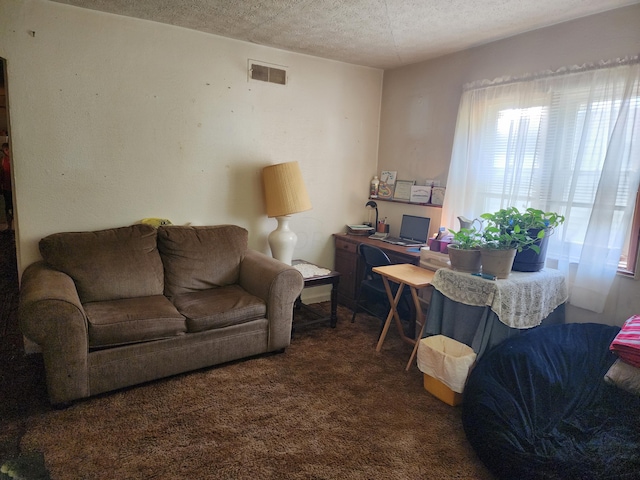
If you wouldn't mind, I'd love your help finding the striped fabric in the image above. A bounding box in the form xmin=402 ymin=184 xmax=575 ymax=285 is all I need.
xmin=610 ymin=315 xmax=640 ymax=368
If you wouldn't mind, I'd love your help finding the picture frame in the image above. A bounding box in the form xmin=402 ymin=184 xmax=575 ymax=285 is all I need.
xmin=430 ymin=186 xmax=446 ymax=206
xmin=377 ymin=182 xmax=394 ymax=199
xmin=380 ymin=170 xmax=397 ymax=185
xmin=410 ymin=185 xmax=432 ymax=204
xmin=392 ymin=180 xmax=415 ymax=201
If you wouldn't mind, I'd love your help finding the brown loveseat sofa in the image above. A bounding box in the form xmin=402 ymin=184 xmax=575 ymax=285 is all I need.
xmin=19 ymin=223 xmax=304 ymax=405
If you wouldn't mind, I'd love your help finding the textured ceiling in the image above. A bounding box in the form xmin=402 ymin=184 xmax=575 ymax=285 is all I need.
xmin=50 ymin=0 xmax=639 ymax=69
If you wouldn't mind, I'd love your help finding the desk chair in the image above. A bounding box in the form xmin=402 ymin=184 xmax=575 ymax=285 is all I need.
xmin=351 ymin=244 xmax=412 ymax=332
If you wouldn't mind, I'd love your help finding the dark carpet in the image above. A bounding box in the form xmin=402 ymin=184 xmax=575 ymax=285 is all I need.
xmin=0 ymin=238 xmax=493 ymax=479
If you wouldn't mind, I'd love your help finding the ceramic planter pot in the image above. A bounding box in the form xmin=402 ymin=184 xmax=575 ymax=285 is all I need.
xmin=479 ymin=248 xmax=517 ymax=279
xmin=448 ymin=245 xmax=482 ymax=273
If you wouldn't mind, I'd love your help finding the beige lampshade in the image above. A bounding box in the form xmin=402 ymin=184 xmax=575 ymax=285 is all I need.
xmin=262 ymin=161 xmax=312 ymax=217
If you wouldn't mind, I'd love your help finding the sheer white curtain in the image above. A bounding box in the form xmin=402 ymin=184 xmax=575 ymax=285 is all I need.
xmin=442 ymin=57 xmax=640 ymax=313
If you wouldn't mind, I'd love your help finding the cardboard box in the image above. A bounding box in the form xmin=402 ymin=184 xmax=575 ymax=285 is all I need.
xmin=423 ymin=373 xmax=463 ymax=406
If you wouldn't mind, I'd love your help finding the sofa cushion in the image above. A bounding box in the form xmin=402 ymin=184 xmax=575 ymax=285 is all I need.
xmin=84 ymin=295 xmax=186 ymax=348
xmin=39 ymin=224 xmax=164 ymax=303
xmin=173 ymin=285 xmax=266 ymax=333
xmin=157 ymin=225 xmax=248 ymax=298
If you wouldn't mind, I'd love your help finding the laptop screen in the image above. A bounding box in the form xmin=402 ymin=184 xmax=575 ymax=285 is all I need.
xmin=399 ymin=214 xmax=431 ymax=243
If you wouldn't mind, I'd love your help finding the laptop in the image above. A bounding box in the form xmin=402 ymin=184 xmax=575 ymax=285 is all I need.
xmin=381 ymin=214 xmax=431 ymax=247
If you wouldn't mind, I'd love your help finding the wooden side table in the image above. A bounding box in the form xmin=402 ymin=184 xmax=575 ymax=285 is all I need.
xmin=372 ymin=263 xmax=435 ymax=371
xmin=292 ymin=259 xmax=341 ymax=331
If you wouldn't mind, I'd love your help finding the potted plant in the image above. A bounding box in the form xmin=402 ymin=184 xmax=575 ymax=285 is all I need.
xmin=511 ymin=208 xmax=565 ymax=272
xmin=478 ymin=207 xmax=541 ymax=278
xmin=447 ymin=227 xmax=482 ymax=273
xmin=479 ymin=207 xmax=565 ymax=276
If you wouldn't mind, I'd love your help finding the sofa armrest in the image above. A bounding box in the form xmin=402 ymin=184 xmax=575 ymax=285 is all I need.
xmin=239 ymin=250 xmax=304 ymax=350
xmin=19 ymin=261 xmax=90 ymax=404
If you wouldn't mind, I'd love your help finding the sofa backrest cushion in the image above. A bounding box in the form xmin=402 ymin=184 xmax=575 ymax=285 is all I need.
xmin=39 ymin=224 xmax=165 ymax=303
xmin=157 ymin=225 xmax=248 ymax=298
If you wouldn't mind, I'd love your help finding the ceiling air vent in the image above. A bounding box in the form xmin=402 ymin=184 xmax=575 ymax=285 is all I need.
xmin=248 ymin=60 xmax=287 ymax=85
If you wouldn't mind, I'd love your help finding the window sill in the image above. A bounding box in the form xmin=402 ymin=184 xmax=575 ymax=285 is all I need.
xmin=617 ymin=268 xmax=636 ymax=279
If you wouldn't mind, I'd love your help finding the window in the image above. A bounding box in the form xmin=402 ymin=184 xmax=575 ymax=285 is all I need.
xmin=442 ymin=58 xmax=640 ymax=313
xmin=483 ymin=96 xmax=640 ymax=270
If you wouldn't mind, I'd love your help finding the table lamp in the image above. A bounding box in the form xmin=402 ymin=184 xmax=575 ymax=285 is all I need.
xmin=365 ymin=200 xmax=378 ymax=227
xmin=262 ymin=161 xmax=312 ymax=265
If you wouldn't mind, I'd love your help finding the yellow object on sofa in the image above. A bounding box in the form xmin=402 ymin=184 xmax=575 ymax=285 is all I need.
xmin=140 ymin=217 xmax=172 ymax=228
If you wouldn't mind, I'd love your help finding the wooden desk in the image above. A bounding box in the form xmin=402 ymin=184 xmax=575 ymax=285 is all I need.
xmin=372 ymin=264 xmax=435 ymax=371
xmin=333 ymin=234 xmax=422 ymax=309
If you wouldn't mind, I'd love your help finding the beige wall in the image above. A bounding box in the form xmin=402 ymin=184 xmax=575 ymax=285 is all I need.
xmin=2 ymin=1 xmax=639 ymax=316
xmin=378 ymin=4 xmax=640 ymax=325
xmin=0 ymin=0 xmax=383 ymax=303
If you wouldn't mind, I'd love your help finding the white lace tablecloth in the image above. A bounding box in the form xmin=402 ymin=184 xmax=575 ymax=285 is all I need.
xmin=431 ymin=268 xmax=568 ymax=329
xmin=293 ymin=263 xmax=331 ymax=279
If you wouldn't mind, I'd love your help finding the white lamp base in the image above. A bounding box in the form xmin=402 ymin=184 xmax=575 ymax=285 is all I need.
xmin=268 ymin=215 xmax=298 ymax=265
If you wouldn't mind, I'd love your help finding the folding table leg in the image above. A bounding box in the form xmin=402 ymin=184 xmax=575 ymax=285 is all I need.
xmin=375 ymin=278 xmax=405 ymax=352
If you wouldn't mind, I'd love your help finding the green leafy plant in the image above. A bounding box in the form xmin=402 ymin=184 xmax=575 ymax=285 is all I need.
xmin=480 ymin=224 xmax=539 ymax=252
xmin=480 ymin=207 xmax=544 ymax=253
xmin=516 ymin=207 xmax=565 ymax=233
xmin=447 ymin=227 xmax=482 ymax=249
xmin=479 ymin=207 xmax=564 ymax=253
